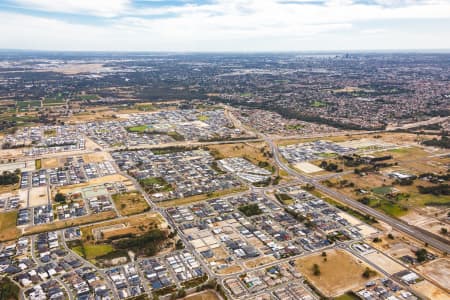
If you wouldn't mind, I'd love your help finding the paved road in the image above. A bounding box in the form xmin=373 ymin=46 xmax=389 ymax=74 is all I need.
xmin=266 ymin=137 xmax=450 ymax=254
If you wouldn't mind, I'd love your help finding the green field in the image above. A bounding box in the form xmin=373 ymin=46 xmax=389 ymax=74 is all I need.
xmin=16 ymin=100 xmax=41 ymax=110
xmin=311 ymin=100 xmax=326 ymax=107
xmin=372 ymin=186 xmax=393 ymax=195
xmin=197 ymin=115 xmax=210 ymax=121
xmin=285 ymin=124 xmax=304 ymax=130
xmin=139 ymin=177 xmax=173 ymax=194
xmin=367 ymin=197 xmax=408 ymax=217
xmin=43 ymin=95 xmax=65 ymax=106
xmin=335 ymin=292 xmax=360 ymax=300
xmin=72 ymin=244 xmax=114 ymax=260
xmin=167 ymin=131 xmax=185 ymax=141
xmin=0 ymin=277 xmax=20 ymax=300
xmin=135 ymin=104 xmax=155 ymax=111
xmin=126 ymin=125 xmax=148 ymax=133
xmin=78 ymin=94 xmax=99 ymax=101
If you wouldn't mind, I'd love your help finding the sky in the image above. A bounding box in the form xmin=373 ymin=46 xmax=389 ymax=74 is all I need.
xmin=1 ymin=0 xmax=450 ymax=52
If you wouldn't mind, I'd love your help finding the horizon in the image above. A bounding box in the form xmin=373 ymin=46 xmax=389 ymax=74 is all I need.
xmin=1 ymin=48 xmax=450 ymax=54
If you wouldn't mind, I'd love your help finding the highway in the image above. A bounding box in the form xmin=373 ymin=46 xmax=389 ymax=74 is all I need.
xmin=266 ymin=137 xmax=450 ymax=254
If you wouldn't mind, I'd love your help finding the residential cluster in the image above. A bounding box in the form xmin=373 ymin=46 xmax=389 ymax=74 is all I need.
xmin=113 ymin=149 xmax=241 ymax=201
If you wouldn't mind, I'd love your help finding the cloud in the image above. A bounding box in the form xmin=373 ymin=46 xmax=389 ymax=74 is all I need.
xmin=1 ymin=0 xmax=450 ymax=51
xmin=10 ymin=0 xmax=132 ymax=17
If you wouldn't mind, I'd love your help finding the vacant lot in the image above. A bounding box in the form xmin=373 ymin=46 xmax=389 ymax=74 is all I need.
xmin=0 ymin=211 xmax=20 ymax=241
xmin=365 ymin=252 xmax=405 ymax=275
xmin=81 ymin=212 xmax=166 ymax=242
xmin=412 ymin=280 xmax=449 ymax=300
xmin=29 ymin=186 xmax=49 ymax=206
xmin=295 ymin=249 xmax=377 ymax=297
xmin=75 ymin=212 xmax=169 ymax=266
xmin=244 ymin=255 xmax=276 ymax=268
xmin=215 ymin=265 xmax=243 ymax=275
xmin=417 ymin=259 xmax=450 ymax=291
xmin=58 ymin=174 xmax=130 ymax=194
xmin=112 ymin=192 xmax=150 ymax=216
xmin=24 ymin=210 xmax=117 ymax=235
xmin=41 ymin=157 xmax=60 ymax=168
xmin=183 ymin=291 xmax=220 ymax=300
xmin=72 ymin=244 xmax=114 ymax=260
xmin=294 ymin=162 xmax=323 ymax=174
xmin=82 ymin=152 xmax=113 ymax=163
xmin=207 ymin=142 xmax=273 ymax=171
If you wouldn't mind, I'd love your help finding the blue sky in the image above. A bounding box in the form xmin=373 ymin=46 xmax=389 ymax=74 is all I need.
xmin=1 ymin=0 xmax=450 ymax=51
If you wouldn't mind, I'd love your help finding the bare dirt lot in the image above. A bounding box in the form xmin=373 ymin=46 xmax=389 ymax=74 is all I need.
xmin=215 ymin=265 xmax=243 ymax=275
xmin=294 ymin=162 xmax=323 ymax=173
xmin=82 ymin=152 xmax=113 ymax=163
xmin=112 ymin=192 xmax=150 ymax=216
xmin=417 ymin=258 xmax=450 ymax=291
xmin=24 ymin=211 xmax=117 ymax=235
xmin=207 ymin=142 xmax=273 ymax=168
xmin=295 ymin=249 xmax=377 ymax=297
xmin=182 ymin=290 xmax=220 ymax=300
xmin=29 ymin=186 xmax=49 ymax=206
xmin=412 ymin=280 xmax=450 ymax=300
xmin=401 ymin=210 xmax=449 ymax=239
xmin=244 ymin=255 xmax=276 ymax=269
xmin=0 ymin=211 xmax=20 ymax=242
xmin=365 ymin=252 xmax=405 ymax=275
xmin=57 ymin=174 xmax=131 ymax=194
xmin=41 ymin=157 xmax=60 ymax=168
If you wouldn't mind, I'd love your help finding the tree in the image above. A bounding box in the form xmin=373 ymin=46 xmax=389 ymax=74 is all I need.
xmin=373 ymin=237 xmax=382 ymax=243
xmin=177 ymin=288 xmax=186 ymax=298
xmin=312 ymin=264 xmax=321 ymax=276
xmin=440 ymin=228 xmax=448 ymax=235
xmin=415 ymin=248 xmax=428 ymax=263
xmin=54 ymin=192 xmax=66 ymax=203
xmin=387 ymin=233 xmax=394 ymax=240
xmin=362 ymin=267 xmax=376 ymax=278
xmin=321 ymin=252 xmax=327 ymax=257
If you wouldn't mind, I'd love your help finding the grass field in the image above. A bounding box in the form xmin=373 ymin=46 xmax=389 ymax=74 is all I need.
xmin=126 ymin=125 xmax=148 ymax=133
xmin=112 ymin=192 xmax=150 ymax=216
xmin=368 ymin=198 xmax=408 ymax=217
xmin=0 ymin=211 xmax=20 ymax=242
xmin=372 ymin=186 xmax=393 ymax=195
xmin=197 ymin=115 xmax=210 ymax=121
xmin=35 ymin=159 xmax=42 ymax=170
xmin=43 ymin=95 xmax=65 ymax=106
xmin=77 ymin=94 xmax=99 ymax=101
xmin=296 ymin=249 xmax=376 ymax=297
xmin=16 ymin=100 xmax=41 ymax=109
xmin=72 ymin=244 xmax=114 ymax=260
xmin=139 ymin=177 xmax=173 ymax=194
xmin=311 ymin=100 xmax=326 ymax=107
xmin=135 ymin=103 xmax=156 ymax=111
xmin=0 ymin=277 xmax=20 ymax=300
xmin=285 ymin=124 xmax=305 ymax=130
xmin=206 ymin=142 xmax=276 ymax=176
